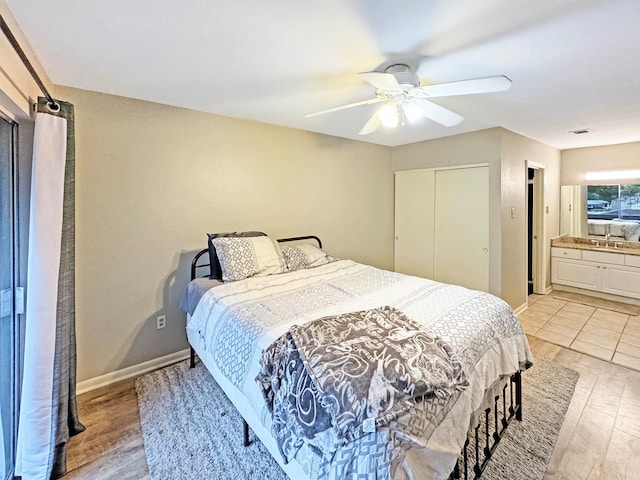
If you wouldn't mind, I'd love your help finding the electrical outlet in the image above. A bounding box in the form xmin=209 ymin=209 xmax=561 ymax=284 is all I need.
xmin=156 ymin=315 xmax=166 ymax=329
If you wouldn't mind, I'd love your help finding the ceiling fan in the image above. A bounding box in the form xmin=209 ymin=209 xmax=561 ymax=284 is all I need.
xmin=305 ymin=64 xmax=512 ymax=135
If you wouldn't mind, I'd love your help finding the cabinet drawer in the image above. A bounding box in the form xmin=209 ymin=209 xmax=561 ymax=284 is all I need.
xmin=625 ymin=255 xmax=640 ymax=268
xmin=551 ymin=247 xmax=581 ymax=260
xmin=581 ymin=250 xmax=625 ymax=265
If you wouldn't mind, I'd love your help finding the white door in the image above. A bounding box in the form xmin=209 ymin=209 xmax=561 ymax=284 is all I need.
xmin=434 ymin=166 xmax=489 ymax=291
xmin=394 ymin=170 xmax=435 ymax=278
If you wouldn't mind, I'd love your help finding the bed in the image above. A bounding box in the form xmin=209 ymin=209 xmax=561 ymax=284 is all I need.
xmin=181 ymin=232 xmax=533 ymax=480
xmin=587 ymin=219 xmax=640 ymax=242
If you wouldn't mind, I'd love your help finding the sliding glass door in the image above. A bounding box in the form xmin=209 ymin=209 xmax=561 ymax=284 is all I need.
xmin=0 ymin=114 xmax=17 ymax=480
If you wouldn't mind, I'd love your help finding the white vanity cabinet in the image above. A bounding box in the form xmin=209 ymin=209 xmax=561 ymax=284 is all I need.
xmin=551 ymin=247 xmax=640 ymax=299
xmin=601 ymin=264 xmax=640 ymax=298
xmin=551 ymin=254 xmax=601 ymax=291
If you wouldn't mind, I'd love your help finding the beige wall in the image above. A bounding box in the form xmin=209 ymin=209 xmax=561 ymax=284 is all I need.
xmin=0 ymin=4 xmax=564 ymax=379
xmin=501 ymin=130 xmax=561 ymax=308
xmin=56 ymin=86 xmax=394 ymax=381
xmin=561 ymin=141 xmax=640 ymax=185
xmin=392 ymin=128 xmax=561 ymax=310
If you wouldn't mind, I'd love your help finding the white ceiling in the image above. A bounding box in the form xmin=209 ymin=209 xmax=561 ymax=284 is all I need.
xmin=7 ymin=0 xmax=640 ymax=148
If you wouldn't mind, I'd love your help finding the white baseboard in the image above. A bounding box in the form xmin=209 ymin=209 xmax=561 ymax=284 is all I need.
xmin=76 ymin=348 xmax=190 ymax=395
xmin=513 ymin=303 xmax=528 ymax=315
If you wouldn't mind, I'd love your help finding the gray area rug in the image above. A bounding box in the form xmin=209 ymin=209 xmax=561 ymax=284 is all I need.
xmin=136 ymin=358 xmax=578 ymax=480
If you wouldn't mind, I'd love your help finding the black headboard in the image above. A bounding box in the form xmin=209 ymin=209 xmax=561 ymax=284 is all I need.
xmin=190 ymin=233 xmax=322 ymax=281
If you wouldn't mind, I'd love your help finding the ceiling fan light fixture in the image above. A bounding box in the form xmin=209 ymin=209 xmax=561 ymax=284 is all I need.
xmin=378 ymin=103 xmax=400 ymax=128
xmin=309 ymin=65 xmax=511 ymax=134
xmin=402 ymin=102 xmax=423 ymax=122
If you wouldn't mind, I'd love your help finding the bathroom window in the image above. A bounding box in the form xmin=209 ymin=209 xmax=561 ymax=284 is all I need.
xmin=587 ymin=184 xmax=640 ymax=221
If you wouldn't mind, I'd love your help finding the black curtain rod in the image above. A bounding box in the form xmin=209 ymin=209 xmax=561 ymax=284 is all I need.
xmin=0 ymin=13 xmax=58 ymax=109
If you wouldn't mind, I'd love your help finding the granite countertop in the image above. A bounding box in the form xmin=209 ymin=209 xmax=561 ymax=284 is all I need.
xmin=551 ymin=236 xmax=640 ymax=256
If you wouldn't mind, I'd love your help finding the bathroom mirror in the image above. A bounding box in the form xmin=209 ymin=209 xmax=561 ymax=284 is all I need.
xmin=560 ymin=184 xmax=640 ymax=241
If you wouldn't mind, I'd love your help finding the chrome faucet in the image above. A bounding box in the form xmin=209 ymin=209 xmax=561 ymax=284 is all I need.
xmin=604 ymin=233 xmax=611 ymax=248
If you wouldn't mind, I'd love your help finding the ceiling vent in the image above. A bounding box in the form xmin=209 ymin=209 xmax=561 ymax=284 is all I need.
xmin=569 ymin=128 xmax=591 ymax=134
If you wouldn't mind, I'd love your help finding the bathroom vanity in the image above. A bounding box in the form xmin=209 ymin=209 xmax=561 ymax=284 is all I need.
xmin=551 ymin=236 xmax=640 ymax=303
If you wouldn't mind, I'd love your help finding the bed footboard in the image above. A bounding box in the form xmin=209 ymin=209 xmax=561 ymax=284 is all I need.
xmin=449 ymin=371 xmax=523 ymax=480
xmin=238 ymin=372 xmax=524 ymax=473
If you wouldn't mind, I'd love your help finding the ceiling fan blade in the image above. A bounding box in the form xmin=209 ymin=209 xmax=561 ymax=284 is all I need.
xmin=360 ymin=72 xmax=401 ymax=92
xmin=305 ymin=97 xmax=385 ymax=118
xmin=358 ymin=104 xmax=385 ymax=135
xmin=413 ymin=99 xmax=464 ymax=127
xmin=416 ymin=75 xmax=512 ymax=98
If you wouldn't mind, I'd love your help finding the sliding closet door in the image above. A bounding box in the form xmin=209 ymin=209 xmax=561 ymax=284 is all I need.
xmin=394 ymin=170 xmax=435 ymax=278
xmin=434 ymin=166 xmax=489 ymax=291
xmin=0 ymin=115 xmax=16 ymax=480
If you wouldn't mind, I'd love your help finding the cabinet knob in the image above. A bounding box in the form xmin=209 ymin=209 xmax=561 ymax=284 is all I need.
xmin=483 ymin=248 xmax=488 ymax=253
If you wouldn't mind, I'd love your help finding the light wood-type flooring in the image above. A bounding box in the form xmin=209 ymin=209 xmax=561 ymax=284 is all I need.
xmin=65 ymin=295 xmax=640 ymax=480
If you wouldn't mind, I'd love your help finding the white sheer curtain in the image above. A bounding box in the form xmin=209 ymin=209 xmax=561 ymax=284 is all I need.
xmin=15 ymin=111 xmax=67 ymax=480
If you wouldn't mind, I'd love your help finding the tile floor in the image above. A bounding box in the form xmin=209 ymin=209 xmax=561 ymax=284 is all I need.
xmin=520 ymin=293 xmax=640 ymax=370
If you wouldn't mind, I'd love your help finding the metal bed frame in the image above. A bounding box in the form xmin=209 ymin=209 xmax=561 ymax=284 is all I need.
xmin=449 ymin=373 xmax=522 ymax=480
xmin=187 ymin=232 xmax=522 ymax=479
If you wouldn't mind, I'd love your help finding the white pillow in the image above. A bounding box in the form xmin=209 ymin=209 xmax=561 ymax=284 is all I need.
xmin=282 ymin=244 xmax=335 ymax=271
xmin=622 ymin=222 xmax=640 ymax=242
xmin=212 ymin=236 xmax=286 ymax=282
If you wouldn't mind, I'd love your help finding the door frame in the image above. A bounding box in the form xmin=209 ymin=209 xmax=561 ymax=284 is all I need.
xmin=0 ymin=111 xmax=18 ymax=480
xmin=527 ymin=161 xmax=546 ymax=295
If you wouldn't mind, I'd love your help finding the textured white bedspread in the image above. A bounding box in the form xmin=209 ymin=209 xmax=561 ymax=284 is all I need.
xmin=187 ymin=260 xmax=532 ymax=480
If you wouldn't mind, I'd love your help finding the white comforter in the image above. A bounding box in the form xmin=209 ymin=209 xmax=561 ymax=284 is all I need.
xmin=187 ymin=260 xmax=532 ymax=480
xmin=588 ymin=219 xmax=640 ymax=241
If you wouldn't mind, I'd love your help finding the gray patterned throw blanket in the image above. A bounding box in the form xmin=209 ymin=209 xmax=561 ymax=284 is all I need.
xmin=256 ymin=306 xmax=469 ymax=463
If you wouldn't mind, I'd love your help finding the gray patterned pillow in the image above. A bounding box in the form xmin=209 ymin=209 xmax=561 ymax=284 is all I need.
xmin=282 ymin=245 xmax=336 ymax=271
xmin=212 ymin=236 xmax=286 ymax=282
xmin=622 ymin=222 xmax=640 ymax=242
